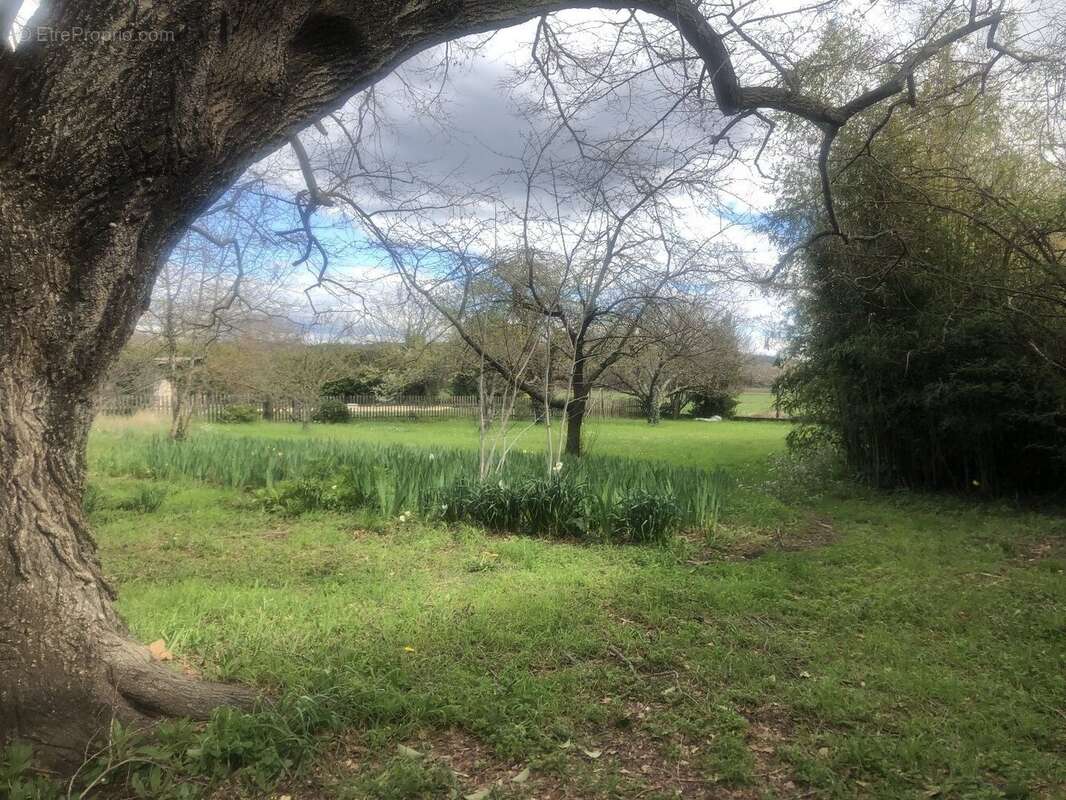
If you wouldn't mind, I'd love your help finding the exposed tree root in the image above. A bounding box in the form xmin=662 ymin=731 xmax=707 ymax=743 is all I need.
xmin=106 ymin=637 xmax=259 ymax=720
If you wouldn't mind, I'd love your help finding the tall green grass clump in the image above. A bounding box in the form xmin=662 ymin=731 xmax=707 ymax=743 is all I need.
xmin=442 ymin=477 xmax=588 ymax=538
xmin=82 ymin=482 xmax=105 ymax=515
xmin=94 ymin=434 xmax=730 ymax=543
xmin=441 ymin=478 xmax=683 ymax=544
xmin=119 ymin=484 xmax=168 ymax=513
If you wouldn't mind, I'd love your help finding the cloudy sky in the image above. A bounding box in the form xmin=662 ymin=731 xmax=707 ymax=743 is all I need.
xmin=295 ymin=12 xmax=792 ymax=351
xmin=11 ymin=0 xmax=1061 ymax=358
xmin=10 ymin=1 xmax=805 ymax=352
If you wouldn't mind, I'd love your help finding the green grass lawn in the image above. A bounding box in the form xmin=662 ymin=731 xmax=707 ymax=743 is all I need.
xmin=199 ymin=417 xmax=788 ymax=471
xmin=735 ymin=389 xmax=783 ymax=418
xmin=67 ymin=416 xmax=1066 ymax=799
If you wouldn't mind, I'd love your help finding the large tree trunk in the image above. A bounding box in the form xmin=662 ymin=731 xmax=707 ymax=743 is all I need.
xmin=0 ymin=401 xmax=254 ymax=766
xmin=0 ymin=215 xmax=256 ymax=769
xmin=564 ymin=394 xmax=587 ymax=456
xmin=0 ymin=0 xmax=743 ymax=770
xmin=169 ymin=377 xmax=194 ymax=440
xmin=669 ymin=393 xmax=684 ymax=420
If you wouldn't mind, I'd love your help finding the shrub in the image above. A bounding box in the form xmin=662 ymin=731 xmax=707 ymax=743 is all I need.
xmin=441 ymin=480 xmax=523 ymax=532
xmin=120 ymin=484 xmax=167 ymax=513
xmin=331 ymin=470 xmax=373 ymax=512
xmin=258 ymin=478 xmax=329 ymax=515
xmin=321 ymin=369 xmax=386 ymax=398
xmin=1 ymin=741 xmax=61 ymax=800
xmin=312 ymin=398 xmax=351 ymax=424
xmin=82 ymin=483 xmax=106 ymax=514
xmin=257 ymin=468 xmax=373 ymax=516
xmin=443 ymin=477 xmax=589 ymax=538
xmin=609 ymin=489 xmax=681 ymax=545
xmin=342 ymin=755 xmax=459 ymax=800
xmin=1 ymin=698 xmax=338 ymax=799
xmin=218 ymin=403 xmax=260 ymax=424
xmin=768 ymin=72 xmax=1066 ymax=493
xmin=516 ymin=477 xmax=589 ymax=538
xmin=690 ymin=391 xmax=738 ymax=419
xmin=449 ymin=370 xmax=480 ymax=396
xmin=441 ymin=476 xmax=679 ymax=543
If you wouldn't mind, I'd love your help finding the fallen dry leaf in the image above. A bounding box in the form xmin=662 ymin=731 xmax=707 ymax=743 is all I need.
xmin=148 ymin=639 xmax=173 ymax=661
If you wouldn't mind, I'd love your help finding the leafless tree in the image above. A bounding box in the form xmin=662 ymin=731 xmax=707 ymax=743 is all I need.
xmin=604 ymin=301 xmax=744 ymax=423
xmin=136 ymin=188 xmax=298 ymax=437
xmin=306 ymin=103 xmax=742 ymax=453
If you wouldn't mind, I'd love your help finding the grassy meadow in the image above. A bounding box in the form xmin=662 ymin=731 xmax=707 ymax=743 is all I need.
xmin=91 ymin=414 xmax=789 ymax=471
xmin=734 ymin=390 xmax=781 ymax=418
xmin=38 ymin=414 xmax=1065 ymax=799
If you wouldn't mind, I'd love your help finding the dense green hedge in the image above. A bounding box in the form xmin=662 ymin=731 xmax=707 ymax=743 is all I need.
xmin=771 ymin=74 xmax=1066 ymax=493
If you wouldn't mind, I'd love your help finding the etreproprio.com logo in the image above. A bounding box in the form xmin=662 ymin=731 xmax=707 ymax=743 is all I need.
xmin=17 ymin=26 xmax=175 ymax=44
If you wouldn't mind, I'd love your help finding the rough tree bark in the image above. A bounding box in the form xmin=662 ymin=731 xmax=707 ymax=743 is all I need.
xmin=0 ymin=215 xmax=258 ymax=767
xmin=565 ymin=353 xmax=589 ymax=456
xmin=0 ymin=0 xmax=1021 ymax=772
xmin=646 ymin=380 xmax=662 ymax=425
xmin=564 ymin=392 xmax=588 ymax=456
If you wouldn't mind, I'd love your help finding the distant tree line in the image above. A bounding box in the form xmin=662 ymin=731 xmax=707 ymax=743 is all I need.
xmin=105 ymin=310 xmax=749 ymax=427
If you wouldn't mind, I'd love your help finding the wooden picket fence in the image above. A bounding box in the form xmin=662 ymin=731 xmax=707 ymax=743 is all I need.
xmin=96 ymin=392 xmax=647 ymax=422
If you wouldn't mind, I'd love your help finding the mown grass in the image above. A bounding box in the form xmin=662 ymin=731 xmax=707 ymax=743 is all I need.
xmin=89 ymin=415 xmax=789 ymax=473
xmin=735 ymin=389 xmax=779 ymax=417
xmin=16 ymin=417 xmax=1062 ymax=799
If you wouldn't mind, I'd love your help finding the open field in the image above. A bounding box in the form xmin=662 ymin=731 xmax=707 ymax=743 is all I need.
xmin=66 ymin=416 xmax=1066 ymax=799
xmin=91 ymin=415 xmax=791 ymax=473
xmin=735 ymin=390 xmax=783 ymax=419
